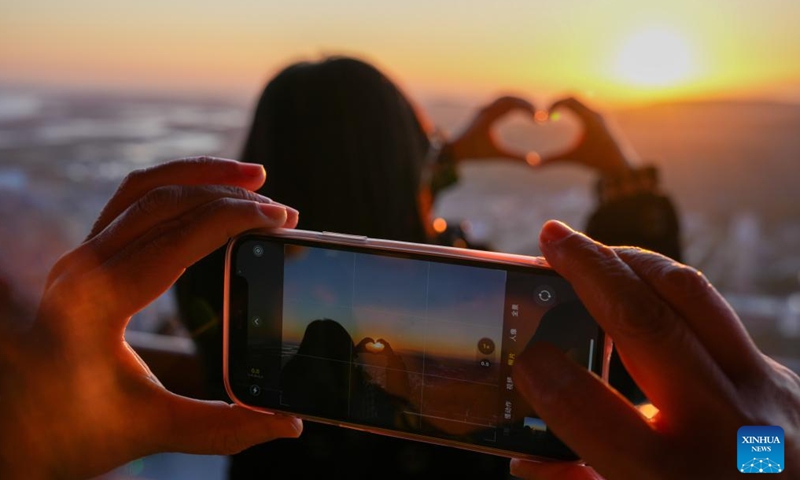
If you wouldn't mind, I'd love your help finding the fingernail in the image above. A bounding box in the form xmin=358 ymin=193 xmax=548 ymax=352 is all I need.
xmin=508 ymin=459 xmax=525 ymax=477
xmin=289 ymin=418 xmax=303 ymax=437
xmin=539 ymin=220 xmax=573 ymax=245
xmin=258 ymin=204 xmax=288 ymax=223
xmin=237 ymin=162 xmax=266 ymax=178
xmin=271 ymin=414 xmax=303 ymax=437
xmin=270 ymin=202 xmax=299 ymax=220
xmin=284 ymin=205 xmax=299 ymax=218
xmin=525 ymin=151 xmax=541 ymax=166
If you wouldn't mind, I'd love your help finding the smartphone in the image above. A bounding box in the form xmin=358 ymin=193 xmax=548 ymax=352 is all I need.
xmin=224 ymin=229 xmax=611 ymax=461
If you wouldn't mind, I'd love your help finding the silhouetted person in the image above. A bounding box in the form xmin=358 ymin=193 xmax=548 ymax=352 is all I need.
xmin=179 ymin=57 xmax=520 ymax=479
xmin=280 ymin=319 xmax=356 ymax=417
xmin=177 ymin=57 xmax=681 ymax=479
xmin=281 ymin=320 xmax=414 ymax=427
xmin=6 ymin=158 xmax=796 ymax=480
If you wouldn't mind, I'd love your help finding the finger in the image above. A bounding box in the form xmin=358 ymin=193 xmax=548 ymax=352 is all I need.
xmin=89 ymin=185 xmax=298 ymax=264
xmin=538 ymin=220 xmax=738 ymax=420
xmin=513 ymin=343 xmax=659 ymax=479
xmin=538 ymin=148 xmax=578 ymax=167
xmin=539 ymin=97 xmax=592 ymax=167
xmin=509 ymin=459 xmax=604 ymax=480
xmin=614 ymin=247 xmax=764 ymax=381
xmin=483 ymin=95 xmax=536 ymax=123
xmin=47 ymin=190 xmax=296 ymax=288
xmin=548 ymin=97 xmax=597 ymax=123
xmin=154 ymin=394 xmax=302 ymax=455
xmin=492 ymin=143 xmax=530 ymax=163
xmin=282 ymin=201 xmax=300 ymax=229
xmin=97 ymin=197 xmax=290 ymax=323
xmin=356 ymin=337 xmax=375 ymax=351
xmin=88 ymin=157 xmax=267 ymax=240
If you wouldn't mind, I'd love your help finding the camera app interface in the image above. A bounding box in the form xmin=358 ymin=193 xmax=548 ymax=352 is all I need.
xmin=242 ymin=242 xmax=601 ymax=455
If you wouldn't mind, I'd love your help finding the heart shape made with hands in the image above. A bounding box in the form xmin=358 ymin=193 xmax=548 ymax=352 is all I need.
xmin=356 ymin=337 xmax=390 ymax=354
xmin=364 ymin=340 xmax=385 ymax=354
xmin=493 ymin=107 xmax=583 ymax=164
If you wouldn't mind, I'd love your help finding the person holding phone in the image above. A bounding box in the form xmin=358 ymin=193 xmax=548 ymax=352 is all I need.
xmin=1 ymin=157 xmax=797 ymax=479
xmin=0 ymin=158 xmax=303 ymax=479
xmin=177 ymin=56 xmax=682 ymax=478
xmin=176 ymin=57 xmax=525 ymax=479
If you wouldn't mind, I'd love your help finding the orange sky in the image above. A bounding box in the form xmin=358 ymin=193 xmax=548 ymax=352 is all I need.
xmin=1 ymin=0 xmax=799 ymax=106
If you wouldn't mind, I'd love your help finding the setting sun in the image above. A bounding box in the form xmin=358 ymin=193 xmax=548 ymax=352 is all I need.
xmin=615 ymin=27 xmax=696 ymax=87
xmin=1 ymin=1 xmax=799 ymax=105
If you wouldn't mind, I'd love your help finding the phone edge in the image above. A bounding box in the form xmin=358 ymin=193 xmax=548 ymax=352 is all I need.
xmin=221 ymin=228 xmax=610 ymax=463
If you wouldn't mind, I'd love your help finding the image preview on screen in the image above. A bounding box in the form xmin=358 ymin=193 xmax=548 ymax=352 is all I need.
xmin=237 ymin=238 xmax=601 ymax=456
xmin=275 ymin=244 xmax=601 ymax=440
xmin=279 ymin=245 xmax=507 ymax=431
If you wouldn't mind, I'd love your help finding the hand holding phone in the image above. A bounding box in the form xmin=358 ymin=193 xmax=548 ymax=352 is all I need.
xmin=0 ymin=158 xmax=303 ymax=480
xmin=510 ymin=221 xmax=800 ymax=480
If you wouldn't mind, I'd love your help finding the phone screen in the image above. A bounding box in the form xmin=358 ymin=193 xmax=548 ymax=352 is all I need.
xmin=226 ymin=234 xmax=604 ymax=460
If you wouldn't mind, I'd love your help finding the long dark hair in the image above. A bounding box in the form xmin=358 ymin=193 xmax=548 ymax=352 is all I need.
xmin=176 ymin=56 xmax=432 ymax=399
xmin=180 ymin=56 xmax=510 ymax=479
xmin=280 ymin=319 xmax=356 ymax=417
xmin=241 ymin=56 xmax=430 ymax=243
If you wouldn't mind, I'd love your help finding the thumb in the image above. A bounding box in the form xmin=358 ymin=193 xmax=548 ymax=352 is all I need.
xmin=493 ymin=144 xmax=530 ymax=163
xmin=156 ymin=394 xmax=303 ymax=455
xmin=538 ymin=147 xmax=578 ymax=167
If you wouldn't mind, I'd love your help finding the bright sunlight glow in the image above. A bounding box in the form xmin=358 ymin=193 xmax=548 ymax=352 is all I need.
xmin=615 ymin=27 xmax=695 ymax=87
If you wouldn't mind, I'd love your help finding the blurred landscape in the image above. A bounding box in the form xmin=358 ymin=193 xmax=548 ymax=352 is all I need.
xmin=1 ymin=86 xmax=798 ymax=377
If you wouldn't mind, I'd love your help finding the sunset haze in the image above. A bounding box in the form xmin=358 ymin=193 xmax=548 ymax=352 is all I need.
xmin=2 ymin=0 xmax=799 ymax=105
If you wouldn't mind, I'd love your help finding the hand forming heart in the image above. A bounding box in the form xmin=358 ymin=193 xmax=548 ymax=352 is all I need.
xmin=449 ymin=96 xmax=633 ymax=176
xmin=365 ymin=339 xmax=385 ymax=354
xmin=355 ymin=337 xmax=394 ymax=355
xmin=537 ymin=97 xmax=633 ymax=176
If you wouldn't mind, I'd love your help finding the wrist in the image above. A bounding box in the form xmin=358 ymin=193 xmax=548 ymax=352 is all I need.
xmin=604 ymin=160 xmax=633 ymax=178
xmin=431 ymin=142 xmax=459 ymax=195
xmin=596 ymin=164 xmax=660 ymax=204
xmin=446 ymin=138 xmax=468 ymax=164
xmin=422 ymin=133 xmax=460 ymax=198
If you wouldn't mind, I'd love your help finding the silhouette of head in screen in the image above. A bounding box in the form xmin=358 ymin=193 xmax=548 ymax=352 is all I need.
xmin=280 ymin=319 xmax=357 ymax=417
xmin=281 ymin=318 xmax=415 ymax=430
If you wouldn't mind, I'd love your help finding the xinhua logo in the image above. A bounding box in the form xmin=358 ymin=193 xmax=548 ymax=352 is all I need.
xmin=738 ymin=426 xmax=784 ymax=474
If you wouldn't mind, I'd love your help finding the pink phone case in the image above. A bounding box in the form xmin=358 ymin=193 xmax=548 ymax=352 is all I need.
xmin=223 ymin=228 xmax=613 ymax=461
